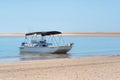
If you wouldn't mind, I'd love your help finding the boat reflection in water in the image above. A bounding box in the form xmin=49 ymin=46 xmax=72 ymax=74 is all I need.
xmin=19 ymin=52 xmax=70 ymax=61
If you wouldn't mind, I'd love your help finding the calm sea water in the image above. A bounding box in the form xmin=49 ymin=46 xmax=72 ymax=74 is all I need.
xmin=0 ymin=36 xmax=120 ymax=62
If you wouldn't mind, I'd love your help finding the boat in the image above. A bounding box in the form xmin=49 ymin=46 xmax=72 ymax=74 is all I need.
xmin=19 ymin=31 xmax=73 ymax=54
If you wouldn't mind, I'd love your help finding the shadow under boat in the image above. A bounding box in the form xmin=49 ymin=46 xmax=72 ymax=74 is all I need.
xmin=19 ymin=52 xmax=70 ymax=61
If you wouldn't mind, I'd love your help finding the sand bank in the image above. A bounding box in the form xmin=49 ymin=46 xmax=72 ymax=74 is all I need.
xmin=63 ymin=32 xmax=120 ymax=36
xmin=0 ymin=33 xmax=24 ymax=36
xmin=0 ymin=32 xmax=120 ymax=36
xmin=0 ymin=56 xmax=120 ymax=80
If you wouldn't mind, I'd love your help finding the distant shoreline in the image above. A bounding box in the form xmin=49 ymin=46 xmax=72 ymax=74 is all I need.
xmin=0 ymin=32 xmax=120 ymax=36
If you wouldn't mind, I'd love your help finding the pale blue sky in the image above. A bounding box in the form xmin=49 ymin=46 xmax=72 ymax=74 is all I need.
xmin=0 ymin=0 xmax=120 ymax=32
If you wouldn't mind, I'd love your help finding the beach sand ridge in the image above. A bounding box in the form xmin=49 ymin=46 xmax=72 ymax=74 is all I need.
xmin=0 ymin=56 xmax=120 ymax=80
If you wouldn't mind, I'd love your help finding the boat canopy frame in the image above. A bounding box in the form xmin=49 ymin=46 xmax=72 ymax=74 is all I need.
xmin=24 ymin=31 xmax=66 ymax=46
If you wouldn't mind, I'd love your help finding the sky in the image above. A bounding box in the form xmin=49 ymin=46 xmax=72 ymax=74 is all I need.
xmin=0 ymin=0 xmax=120 ymax=33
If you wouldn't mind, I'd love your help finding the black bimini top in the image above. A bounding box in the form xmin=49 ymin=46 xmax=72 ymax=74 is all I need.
xmin=25 ymin=31 xmax=62 ymax=36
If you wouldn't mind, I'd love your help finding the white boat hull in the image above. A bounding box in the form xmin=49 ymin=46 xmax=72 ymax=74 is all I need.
xmin=19 ymin=45 xmax=72 ymax=54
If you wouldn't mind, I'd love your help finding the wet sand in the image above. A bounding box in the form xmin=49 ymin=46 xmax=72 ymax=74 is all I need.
xmin=0 ymin=56 xmax=120 ymax=80
xmin=0 ymin=32 xmax=120 ymax=36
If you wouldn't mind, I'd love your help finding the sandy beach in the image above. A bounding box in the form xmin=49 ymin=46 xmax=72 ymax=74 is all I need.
xmin=0 ymin=56 xmax=120 ymax=80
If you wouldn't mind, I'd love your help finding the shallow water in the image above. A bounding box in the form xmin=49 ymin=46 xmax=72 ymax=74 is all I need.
xmin=0 ymin=36 xmax=120 ymax=62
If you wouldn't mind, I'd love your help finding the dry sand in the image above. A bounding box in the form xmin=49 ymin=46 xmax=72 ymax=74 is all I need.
xmin=0 ymin=56 xmax=120 ymax=80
